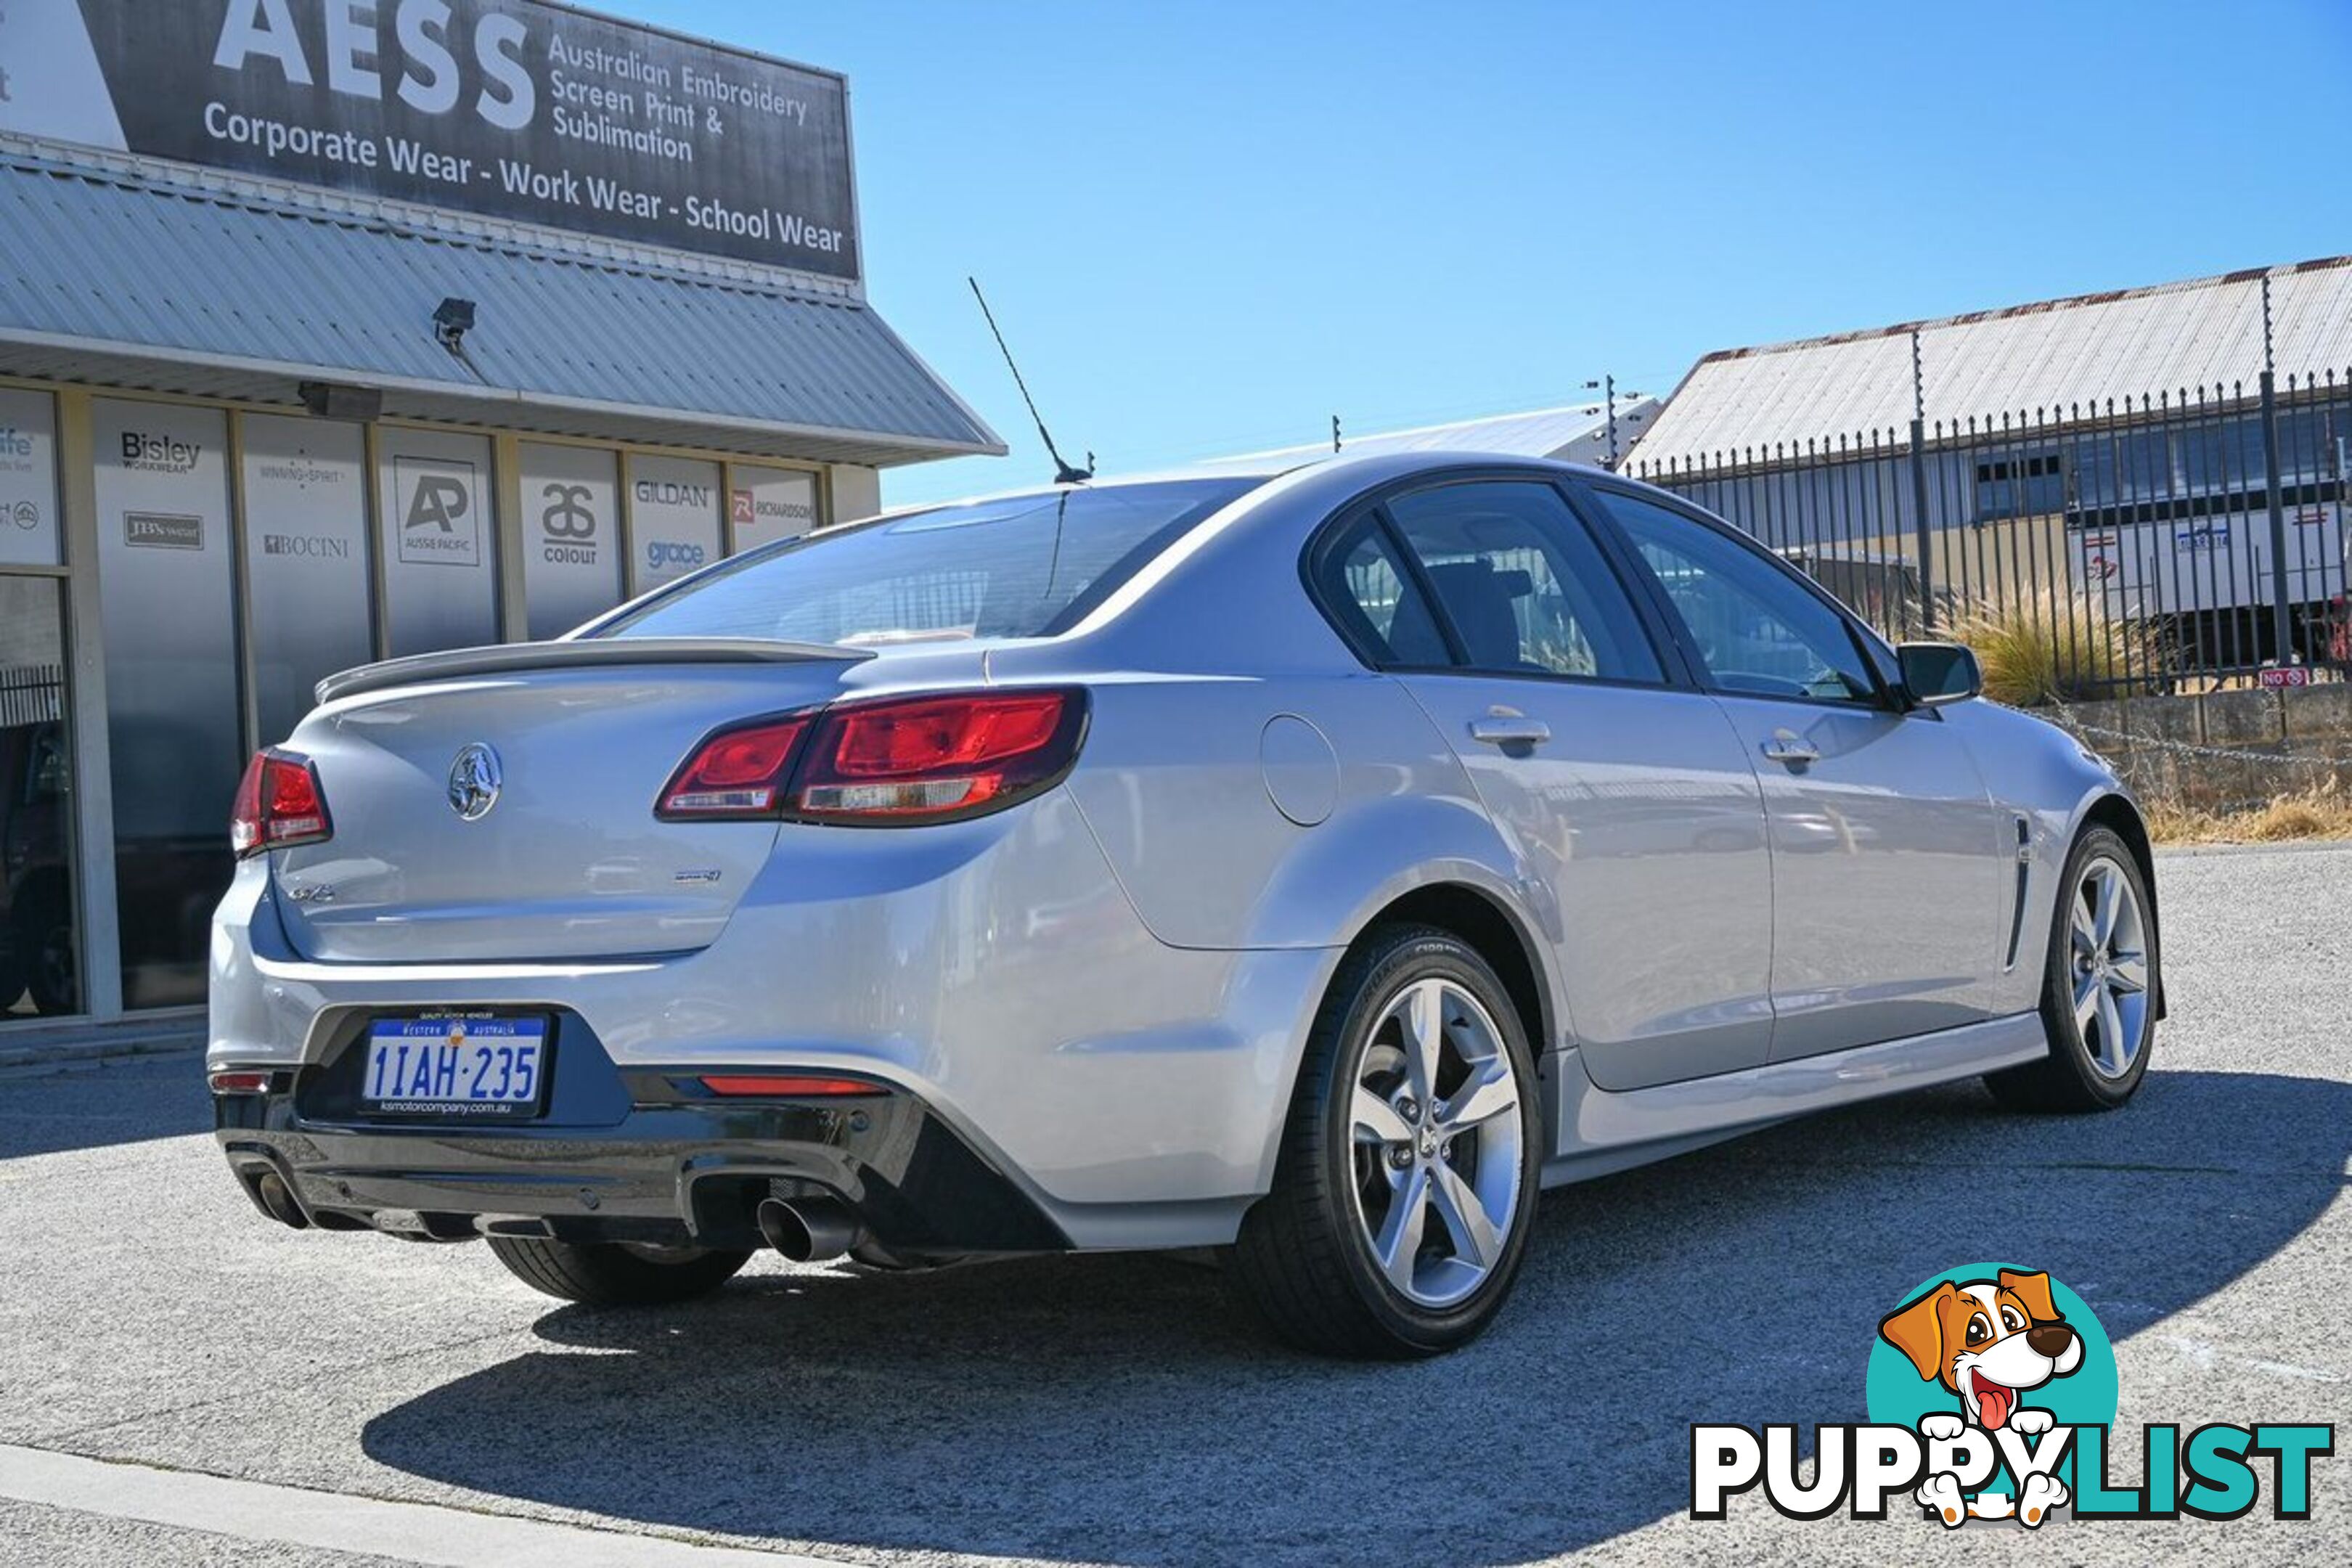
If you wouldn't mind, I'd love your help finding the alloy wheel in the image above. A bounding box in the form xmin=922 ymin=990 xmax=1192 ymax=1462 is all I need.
xmin=1345 ymin=976 xmax=1524 ymax=1309
xmin=2070 ymin=856 xmax=2149 ymax=1079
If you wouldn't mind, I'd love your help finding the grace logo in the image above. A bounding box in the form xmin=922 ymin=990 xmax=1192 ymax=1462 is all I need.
xmin=645 ymin=539 xmax=706 ymax=573
xmin=1691 ymin=1262 xmax=2335 ymax=1530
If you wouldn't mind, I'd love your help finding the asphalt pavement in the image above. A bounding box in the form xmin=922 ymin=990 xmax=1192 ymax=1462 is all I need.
xmin=1 ymin=844 xmax=2346 ymax=1567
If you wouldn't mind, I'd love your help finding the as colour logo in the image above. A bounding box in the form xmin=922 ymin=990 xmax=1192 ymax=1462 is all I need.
xmin=1691 ymin=1262 xmax=2335 ymax=1530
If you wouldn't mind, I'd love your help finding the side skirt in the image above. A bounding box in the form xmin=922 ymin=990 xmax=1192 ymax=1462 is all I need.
xmin=1540 ymin=1012 xmax=2048 ymax=1188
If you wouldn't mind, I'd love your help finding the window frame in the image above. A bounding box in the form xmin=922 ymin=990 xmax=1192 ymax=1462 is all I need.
xmin=1299 ymin=465 xmax=1689 ymax=692
xmin=1569 ymin=477 xmax=1907 ymax=714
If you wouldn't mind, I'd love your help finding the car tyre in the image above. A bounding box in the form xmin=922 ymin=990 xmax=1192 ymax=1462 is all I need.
xmin=1988 ymin=825 xmax=2156 ymax=1113
xmin=1232 ymin=923 xmax=1540 ymax=1358
xmin=486 ymin=1236 xmax=753 ymax=1306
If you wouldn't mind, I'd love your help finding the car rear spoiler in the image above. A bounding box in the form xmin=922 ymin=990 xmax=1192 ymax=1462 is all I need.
xmin=315 ymin=637 xmax=874 ymax=705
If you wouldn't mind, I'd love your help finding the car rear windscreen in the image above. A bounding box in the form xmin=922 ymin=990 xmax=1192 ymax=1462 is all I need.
xmin=594 ymin=478 xmax=1262 ymax=647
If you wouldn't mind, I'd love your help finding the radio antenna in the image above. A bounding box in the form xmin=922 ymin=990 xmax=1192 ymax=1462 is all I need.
xmin=969 ymin=277 xmax=1093 ymax=486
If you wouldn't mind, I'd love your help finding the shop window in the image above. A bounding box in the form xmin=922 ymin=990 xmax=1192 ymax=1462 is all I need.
xmin=378 ymin=428 xmax=499 ymax=656
xmin=520 ymin=443 xmax=624 ymax=639
xmin=628 ymin=454 xmax=722 ymax=594
xmin=242 ymin=414 xmax=372 ymax=743
xmin=93 ymin=398 xmax=238 ymax=1010
xmin=727 ymin=465 xmax=820 ymax=554
xmin=0 ymin=388 xmax=62 ymax=568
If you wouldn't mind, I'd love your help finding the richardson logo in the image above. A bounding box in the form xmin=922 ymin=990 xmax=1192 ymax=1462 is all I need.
xmin=731 ymin=487 xmax=814 ymax=526
xmin=539 ymin=482 xmax=600 ymax=565
xmin=645 ymin=539 xmax=706 ymax=573
xmin=119 ymin=430 xmax=203 ymax=473
xmin=395 ymin=457 xmax=480 ymax=567
xmin=123 ymin=512 xmax=204 ymax=550
xmin=1691 ymin=1263 xmax=2335 ymax=1531
xmin=262 ymin=533 xmax=351 ymax=559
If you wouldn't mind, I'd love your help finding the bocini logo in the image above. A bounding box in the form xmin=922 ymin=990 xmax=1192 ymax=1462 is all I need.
xmin=1691 ymin=1262 xmax=2336 ymax=1530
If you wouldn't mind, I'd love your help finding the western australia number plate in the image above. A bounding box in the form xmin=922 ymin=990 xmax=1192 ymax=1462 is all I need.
xmin=362 ymin=1016 xmax=547 ymax=1117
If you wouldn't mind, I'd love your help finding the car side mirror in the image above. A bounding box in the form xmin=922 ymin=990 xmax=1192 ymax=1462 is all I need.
xmin=1896 ymin=642 xmax=1982 ymax=707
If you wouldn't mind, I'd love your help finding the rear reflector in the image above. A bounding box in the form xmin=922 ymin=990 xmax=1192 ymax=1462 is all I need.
xmin=656 ymin=716 xmax=813 ymax=820
xmin=791 ymin=689 xmax=1085 ymax=824
xmin=698 ymin=1074 xmax=885 ymax=1098
xmin=231 ymin=751 xmax=332 ymax=857
xmin=208 ymin=1070 xmax=273 ymax=1095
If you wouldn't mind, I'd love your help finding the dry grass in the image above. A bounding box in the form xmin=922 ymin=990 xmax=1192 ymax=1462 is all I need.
xmin=2142 ymin=780 xmax=2352 ymax=844
xmin=1949 ymin=594 xmax=2160 ymax=708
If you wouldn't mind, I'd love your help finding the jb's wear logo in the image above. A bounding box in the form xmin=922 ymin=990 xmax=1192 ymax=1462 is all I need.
xmin=1691 ymin=1264 xmax=2334 ymax=1530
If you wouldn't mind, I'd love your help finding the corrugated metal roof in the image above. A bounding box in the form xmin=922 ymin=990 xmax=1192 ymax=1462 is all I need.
xmin=1633 ymin=256 xmax=2352 ymax=467
xmin=1193 ymin=399 xmax=1662 ymax=473
xmin=0 ymin=154 xmax=1003 ymax=465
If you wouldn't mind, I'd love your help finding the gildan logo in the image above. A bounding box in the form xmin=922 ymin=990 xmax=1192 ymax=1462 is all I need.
xmin=635 ymin=479 xmax=712 ymax=509
xmin=119 ymin=431 xmax=202 ymax=473
xmin=1691 ymin=1262 xmax=2335 ymax=1530
xmin=645 ymin=539 xmax=706 ymax=573
xmin=395 ymin=457 xmax=480 ymax=567
xmin=539 ymin=482 xmax=600 ymax=565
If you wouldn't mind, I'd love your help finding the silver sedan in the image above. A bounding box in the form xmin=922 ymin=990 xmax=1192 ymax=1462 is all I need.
xmin=207 ymin=454 xmax=2160 ymax=1357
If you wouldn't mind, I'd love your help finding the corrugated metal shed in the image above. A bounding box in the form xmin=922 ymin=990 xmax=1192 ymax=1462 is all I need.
xmin=1633 ymin=256 xmax=2352 ymax=467
xmin=1193 ymin=399 xmax=1662 ymax=473
xmin=0 ymin=153 xmax=1003 ymax=465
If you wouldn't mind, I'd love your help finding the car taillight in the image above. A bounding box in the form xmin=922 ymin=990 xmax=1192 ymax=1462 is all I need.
xmin=792 ymin=689 xmax=1085 ymax=823
xmin=230 ymin=751 xmax=332 ymax=857
xmin=656 ymin=690 xmax=1087 ymax=827
xmin=656 ymin=716 xmax=813 ymax=820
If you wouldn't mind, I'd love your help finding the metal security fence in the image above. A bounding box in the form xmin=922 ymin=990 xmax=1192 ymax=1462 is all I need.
xmin=1627 ymin=369 xmax=2352 ymax=698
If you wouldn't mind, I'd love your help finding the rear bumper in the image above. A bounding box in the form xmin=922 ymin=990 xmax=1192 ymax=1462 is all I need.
xmin=207 ymin=789 xmax=1342 ymax=1249
xmin=214 ymin=1028 xmax=1068 ymax=1254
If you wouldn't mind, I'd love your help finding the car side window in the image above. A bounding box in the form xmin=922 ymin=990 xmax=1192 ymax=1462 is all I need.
xmin=1312 ymin=513 xmax=1452 ymax=667
xmin=1383 ymin=481 xmax=1664 ymax=682
xmin=1590 ymin=489 xmax=1880 ymax=703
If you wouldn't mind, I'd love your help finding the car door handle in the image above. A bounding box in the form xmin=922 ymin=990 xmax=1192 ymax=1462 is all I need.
xmin=1760 ymin=730 xmax=1820 ymax=766
xmin=1469 ymin=717 xmax=1551 ymax=748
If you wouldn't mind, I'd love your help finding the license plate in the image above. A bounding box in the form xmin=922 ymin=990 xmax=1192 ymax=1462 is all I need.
xmin=362 ymin=1016 xmax=547 ymax=1118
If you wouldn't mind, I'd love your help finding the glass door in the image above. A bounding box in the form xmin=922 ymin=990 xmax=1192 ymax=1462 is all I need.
xmin=0 ymin=576 xmax=79 ymax=1017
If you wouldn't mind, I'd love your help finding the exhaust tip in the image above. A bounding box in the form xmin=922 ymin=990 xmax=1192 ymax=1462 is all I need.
xmin=253 ymin=1170 xmax=311 ymax=1230
xmin=755 ymin=1196 xmax=859 ymax=1263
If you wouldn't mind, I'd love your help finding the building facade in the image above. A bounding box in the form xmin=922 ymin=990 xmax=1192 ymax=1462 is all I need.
xmin=0 ymin=2 xmax=1000 ymax=1026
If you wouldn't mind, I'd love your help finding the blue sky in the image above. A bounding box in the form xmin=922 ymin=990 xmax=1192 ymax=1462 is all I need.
xmin=629 ymin=1 xmax=2352 ymax=507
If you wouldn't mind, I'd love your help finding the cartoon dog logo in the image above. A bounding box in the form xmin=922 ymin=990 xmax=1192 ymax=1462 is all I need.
xmin=1879 ymin=1268 xmax=2083 ymax=1524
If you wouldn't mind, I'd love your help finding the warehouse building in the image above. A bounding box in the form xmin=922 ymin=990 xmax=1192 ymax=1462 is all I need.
xmin=0 ymin=1 xmax=1000 ymax=1027
xmin=1625 ymin=258 xmax=2352 ymax=653
xmin=1196 ymin=398 xmax=1662 ymax=474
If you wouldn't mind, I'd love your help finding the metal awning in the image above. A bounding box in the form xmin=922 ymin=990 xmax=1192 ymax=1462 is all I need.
xmin=0 ymin=153 xmax=1003 ymax=466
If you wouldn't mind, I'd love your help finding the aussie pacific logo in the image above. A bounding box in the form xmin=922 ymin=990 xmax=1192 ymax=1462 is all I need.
xmin=1690 ymin=1263 xmax=2335 ymax=1529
